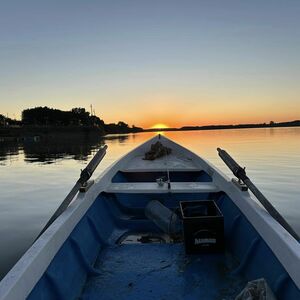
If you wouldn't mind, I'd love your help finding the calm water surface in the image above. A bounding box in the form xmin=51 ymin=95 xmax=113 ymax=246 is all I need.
xmin=0 ymin=128 xmax=300 ymax=279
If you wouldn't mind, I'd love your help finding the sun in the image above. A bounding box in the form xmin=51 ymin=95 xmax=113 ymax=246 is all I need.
xmin=151 ymin=123 xmax=169 ymax=129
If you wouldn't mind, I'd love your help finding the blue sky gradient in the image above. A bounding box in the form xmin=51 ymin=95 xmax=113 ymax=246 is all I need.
xmin=1 ymin=1 xmax=299 ymax=127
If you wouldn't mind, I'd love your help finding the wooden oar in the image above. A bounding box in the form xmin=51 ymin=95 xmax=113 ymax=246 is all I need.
xmin=36 ymin=144 xmax=108 ymax=239
xmin=217 ymin=148 xmax=300 ymax=241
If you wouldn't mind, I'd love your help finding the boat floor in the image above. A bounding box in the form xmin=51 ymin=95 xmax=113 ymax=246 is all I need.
xmin=80 ymin=244 xmax=246 ymax=300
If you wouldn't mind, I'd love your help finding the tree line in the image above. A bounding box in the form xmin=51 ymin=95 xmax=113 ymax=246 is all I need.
xmin=1 ymin=107 xmax=143 ymax=134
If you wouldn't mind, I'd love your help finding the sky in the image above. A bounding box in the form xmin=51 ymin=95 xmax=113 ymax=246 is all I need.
xmin=0 ymin=0 xmax=300 ymax=128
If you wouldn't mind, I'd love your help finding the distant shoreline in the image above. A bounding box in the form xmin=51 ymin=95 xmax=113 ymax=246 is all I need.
xmin=1 ymin=120 xmax=299 ymax=142
xmin=143 ymin=120 xmax=300 ymax=132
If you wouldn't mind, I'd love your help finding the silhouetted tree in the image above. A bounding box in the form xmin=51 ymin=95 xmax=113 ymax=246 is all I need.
xmin=0 ymin=114 xmax=6 ymax=127
xmin=22 ymin=107 xmax=95 ymax=127
xmin=0 ymin=114 xmax=21 ymax=127
xmin=19 ymin=106 xmax=143 ymax=134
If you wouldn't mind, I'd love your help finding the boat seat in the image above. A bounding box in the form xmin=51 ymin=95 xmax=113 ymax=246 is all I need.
xmin=105 ymin=182 xmax=220 ymax=193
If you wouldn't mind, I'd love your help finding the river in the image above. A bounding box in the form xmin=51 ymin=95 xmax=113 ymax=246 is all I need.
xmin=0 ymin=127 xmax=299 ymax=279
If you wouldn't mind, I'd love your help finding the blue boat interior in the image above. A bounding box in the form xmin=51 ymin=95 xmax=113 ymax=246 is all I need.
xmin=28 ymin=170 xmax=300 ymax=300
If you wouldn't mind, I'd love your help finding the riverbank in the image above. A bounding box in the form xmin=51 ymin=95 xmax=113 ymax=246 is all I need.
xmin=1 ymin=107 xmax=143 ymax=140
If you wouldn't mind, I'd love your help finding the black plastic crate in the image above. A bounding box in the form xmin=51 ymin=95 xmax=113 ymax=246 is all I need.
xmin=180 ymin=200 xmax=224 ymax=254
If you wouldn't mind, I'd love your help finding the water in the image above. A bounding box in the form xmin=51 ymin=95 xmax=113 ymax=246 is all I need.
xmin=0 ymin=127 xmax=300 ymax=280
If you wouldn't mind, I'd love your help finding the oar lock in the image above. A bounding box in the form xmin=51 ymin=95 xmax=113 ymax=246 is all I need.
xmin=79 ymin=180 xmax=94 ymax=193
xmin=232 ymin=178 xmax=248 ymax=192
xmin=79 ymin=169 xmax=94 ymax=192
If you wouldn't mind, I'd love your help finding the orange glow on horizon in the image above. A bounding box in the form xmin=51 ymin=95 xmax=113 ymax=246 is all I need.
xmin=151 ymin=123 xmax=169 ymax=129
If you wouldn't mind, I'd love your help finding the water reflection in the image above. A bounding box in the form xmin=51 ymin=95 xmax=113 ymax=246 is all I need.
xmin=103 ymin=134 xmax=129 ymax=144
xmin=0 ymin=137 xmax=114 ymax=165
xmin=23 ymin=139 xmax=104 ymax=164
xmin=0 ymin=142 xmax=21 ymax=163
xmin=0 ymin=134 xmax=132 ymax=165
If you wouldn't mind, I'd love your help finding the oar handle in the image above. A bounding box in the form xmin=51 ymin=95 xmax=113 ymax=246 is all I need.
xmin=217 ymin=148 xmax=300 ymax=241
xmin=36 ymin=144 xmax=107 ymax=239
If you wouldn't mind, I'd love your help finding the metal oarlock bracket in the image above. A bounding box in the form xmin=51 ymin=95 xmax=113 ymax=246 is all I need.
xmin=80 ymin=180 xmax=95 ymax=193
xmin=232 ymin=178 xmax=248 ymax=191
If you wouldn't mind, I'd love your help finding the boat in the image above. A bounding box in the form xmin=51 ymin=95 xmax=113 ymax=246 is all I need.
xmin=0 ymin=134 xmax=299 ymax=299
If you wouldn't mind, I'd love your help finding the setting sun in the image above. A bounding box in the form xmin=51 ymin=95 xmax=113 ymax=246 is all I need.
xmin=151 ymin=123 xmax=169 ymax=129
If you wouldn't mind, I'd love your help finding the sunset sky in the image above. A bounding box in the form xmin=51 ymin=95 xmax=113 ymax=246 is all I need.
xmin=0 ymin=1 xmax=299 ymax=128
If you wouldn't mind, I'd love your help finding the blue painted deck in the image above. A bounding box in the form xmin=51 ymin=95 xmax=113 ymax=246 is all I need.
xmin=28 ymin=191 xmax=300 ymax=300
xmin=81 ymin=244 xmax=245 ymax=300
